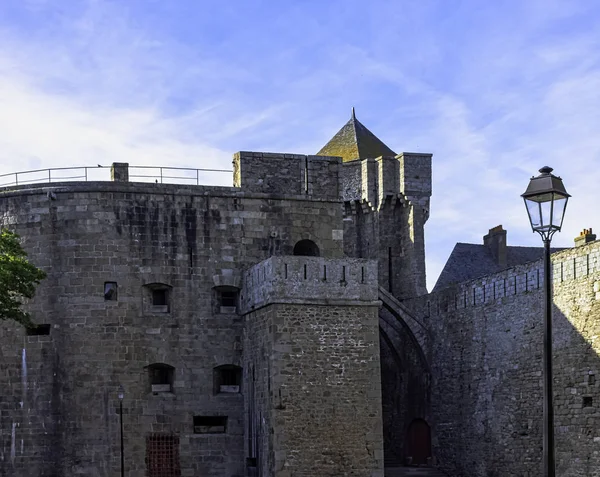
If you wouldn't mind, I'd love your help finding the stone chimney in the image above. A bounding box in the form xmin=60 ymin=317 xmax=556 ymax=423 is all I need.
xmin=483 ymin=225 xmax=507 ymax=268
xmin=575 ymin=228 xmax=596 ymax=247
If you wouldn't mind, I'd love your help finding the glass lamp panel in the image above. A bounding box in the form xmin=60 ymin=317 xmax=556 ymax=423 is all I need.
xmin=540 ymin=200 xmax=552 ymax=230
xmin=551 ymin=195 xmax=568 ymax=230
xmin=525 ymin=198 xmax=542 ymax=230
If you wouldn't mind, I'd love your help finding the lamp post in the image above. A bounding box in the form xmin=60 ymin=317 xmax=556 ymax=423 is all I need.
xmin=118 ymin=385 xmax=125 ymax=477
xmin=522 ymin=166 xmax=570 ymax=477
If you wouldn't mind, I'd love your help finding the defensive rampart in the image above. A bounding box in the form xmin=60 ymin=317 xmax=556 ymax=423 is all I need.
xmin=411 ymin=240 xmax=600 ymax=477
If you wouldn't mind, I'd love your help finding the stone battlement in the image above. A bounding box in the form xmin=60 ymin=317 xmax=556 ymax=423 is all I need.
xmin=424 ymin=240 xmax=600 ymax=316
xmin=340 ymin=153 xmax=432 ymax=209
xmin=240 ymin=256 xmax=379 ymax=313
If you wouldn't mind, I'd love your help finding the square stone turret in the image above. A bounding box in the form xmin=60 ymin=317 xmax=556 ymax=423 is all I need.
xmin=316 ymin=110 xmax=432 ymax=300
xmin=241 ymin=256 xmax=384 ymax=477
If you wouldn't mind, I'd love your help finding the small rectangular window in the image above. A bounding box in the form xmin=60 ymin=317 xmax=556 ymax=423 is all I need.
xmin=589 ymin=374 xmax=596 ymax=385
xmin=151 ymin=367 xmax=170 ymax=385
xmin=193 ymin=416 xmax=227 ymax=434
xmin=144 ymin=283 xmax=172 ymax=314
xmin=221 ymin=369 xmax=238 ymax=386
xmin=214 ymin=365 xmax=242 ymax=394
xmin=220 ymin=291 xmax=237 ymax=308
xmin=148 ymin=364 xmax=174 ymax=393
xmin=583 ymin=396 xmax=593 ymax=407
xmin=104 ymin=282 xmax=118 ymax=301
xmin=26 ymin=324 xmax=51 ymax=336
xmin=153 ymin=289 xmax=168 ymax=306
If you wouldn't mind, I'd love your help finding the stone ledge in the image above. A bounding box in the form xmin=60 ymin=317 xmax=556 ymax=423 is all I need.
xmin=241 ymin=299 xmax=382 ymax=315
xmin=0 ymin=181 xmax=344 ymax=203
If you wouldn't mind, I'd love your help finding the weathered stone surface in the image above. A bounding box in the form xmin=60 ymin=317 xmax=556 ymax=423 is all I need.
xmin=0 ymin=115 xmax=442 ymax=477
xmin=244 ymin=303 xmax=384 ymax=477
xmin=407 ymin=240 xmax=600 ymax=477
xmin=0 ymin=168 xmax=349 ymax=476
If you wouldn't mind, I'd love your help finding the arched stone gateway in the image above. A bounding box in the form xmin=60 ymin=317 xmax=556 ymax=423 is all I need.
xmin=379 ymin=287 xmax=431 ymax=468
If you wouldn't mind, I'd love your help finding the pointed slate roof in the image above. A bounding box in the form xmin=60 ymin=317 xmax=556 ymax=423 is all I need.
xmin=317 ymin=108 xmax=396 ymax=162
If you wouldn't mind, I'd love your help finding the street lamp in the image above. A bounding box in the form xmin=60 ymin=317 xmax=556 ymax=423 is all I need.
xmin=522 ymin=166 xmax=570 ymax=477
xmin=118 ymin=385 xmax=125 ymax=477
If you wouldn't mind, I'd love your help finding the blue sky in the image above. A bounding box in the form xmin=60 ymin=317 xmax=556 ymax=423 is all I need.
xmin=1 ymin=0 xmax=599 ymax=290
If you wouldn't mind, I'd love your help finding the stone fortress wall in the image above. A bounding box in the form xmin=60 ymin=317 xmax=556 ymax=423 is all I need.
xmin=0 ymin=153 xmax=391 ymax=477
xmin=407 ymin=239 xmax=600 ymax=476
xmin=3 ymin=123 xmax=597 ymax=477
xmin=6 ymin=141 xmax=599 ymax=477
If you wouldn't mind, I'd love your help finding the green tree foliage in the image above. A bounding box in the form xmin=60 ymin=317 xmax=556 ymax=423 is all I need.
xmin=0 ymin=229 xmax=46 ymax=326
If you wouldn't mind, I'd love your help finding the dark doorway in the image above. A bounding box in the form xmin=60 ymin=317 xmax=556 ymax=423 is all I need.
xmin=406 ymin=419 xmax=431 ymax=465
xmin=293 ymin=239 xmax=320 ymax=256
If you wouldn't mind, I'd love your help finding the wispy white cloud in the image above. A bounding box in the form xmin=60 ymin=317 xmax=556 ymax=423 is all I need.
xmin=0 ymin=0 xmax=282 ymax=185
xmin=0 ymin=0 xmax=599 ymax=291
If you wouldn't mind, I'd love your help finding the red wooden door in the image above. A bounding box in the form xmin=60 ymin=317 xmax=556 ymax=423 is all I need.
xmin=406 ymin=419 xmax=431 ymax=465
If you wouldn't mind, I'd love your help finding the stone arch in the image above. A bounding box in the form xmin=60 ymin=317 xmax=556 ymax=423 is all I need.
xmin=378 ymin=286 xmax=429 ymax=363
xmin=293 ymin=239 xmax=320 ymax=257
xmin=379 ymin=287 xmax=431 ymax=467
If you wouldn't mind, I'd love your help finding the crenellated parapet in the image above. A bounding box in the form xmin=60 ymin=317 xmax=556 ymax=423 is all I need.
xmin=418 ymin=239 xmax=600 ymax=318
xmin=240 ymin=256 xmax=379 ymax=313
xmin=340 ymin=153 xmax=431 ymax=213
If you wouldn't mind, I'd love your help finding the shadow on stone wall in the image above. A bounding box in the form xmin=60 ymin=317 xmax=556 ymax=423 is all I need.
xmin=424 ymin=272 xmax=600 ymax=477
xmin=379 ymin=307 xmax=430 ymax=467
